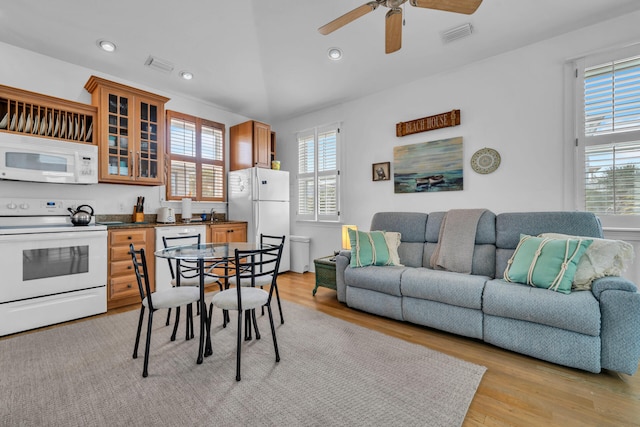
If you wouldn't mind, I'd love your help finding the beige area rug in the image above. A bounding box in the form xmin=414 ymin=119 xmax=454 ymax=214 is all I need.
xmin=0 ymin=300 xmax=486 ymax=426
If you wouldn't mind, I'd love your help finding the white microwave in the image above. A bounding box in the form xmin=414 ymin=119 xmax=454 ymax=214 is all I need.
xmin=0 ymin=134 xmax=98 ymax=184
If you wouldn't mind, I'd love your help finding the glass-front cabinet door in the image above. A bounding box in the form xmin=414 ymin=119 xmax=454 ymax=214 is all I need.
xmin=84 ymin=76 xmax=169 ymax=185
xmin=107 ymin=92 xmax=130 ymax=177
xmin=137 ymin=100 xmax=160 ymax=182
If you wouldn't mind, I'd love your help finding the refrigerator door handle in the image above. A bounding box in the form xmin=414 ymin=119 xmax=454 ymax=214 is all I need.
xmin=252 ymin=168 xmax=259 ymax=201
xmin=254 ymin=202 xmax=260 ymax=240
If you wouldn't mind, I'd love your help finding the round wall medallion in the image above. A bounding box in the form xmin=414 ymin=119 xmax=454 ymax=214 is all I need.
xmin=471 ymin=148 xmax=501 ymax=174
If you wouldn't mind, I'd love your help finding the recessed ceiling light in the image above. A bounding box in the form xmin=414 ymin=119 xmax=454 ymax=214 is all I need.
xmin=179 ymin=71 xmax=194 ymax=80
xmin=328 ymin=47 xmax=343 ymax=61
xmin=97 ymin=39 xmax=116 ymax=53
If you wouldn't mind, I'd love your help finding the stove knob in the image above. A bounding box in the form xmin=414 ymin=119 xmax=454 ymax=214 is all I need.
xmin=6 ymin=202 xmax=17 ymax=210
xmin=20 ymin=203 xmax=29 ymax=210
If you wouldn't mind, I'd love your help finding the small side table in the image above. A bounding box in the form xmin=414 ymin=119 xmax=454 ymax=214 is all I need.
xmin=313 ymin=255 xmax=337 ymax=296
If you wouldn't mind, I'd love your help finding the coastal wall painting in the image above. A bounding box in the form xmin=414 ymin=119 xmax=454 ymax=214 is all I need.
xmin=393 ymin=136 xmax=463 ymax=193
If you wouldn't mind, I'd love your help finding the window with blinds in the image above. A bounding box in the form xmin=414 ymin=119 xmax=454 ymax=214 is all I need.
xmin=296 ymin=124 xmax=340 ymax=222
xmin=166 ymin=111 xmax=225 ymax=201
xmin=577 ymin=48 xmax=640 ymax=217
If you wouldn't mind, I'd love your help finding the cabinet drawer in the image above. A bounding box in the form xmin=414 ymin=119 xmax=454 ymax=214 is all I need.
xmin=110 ymin=229 xmax=147 ymax=245
xmin=110 ymin=274 xmax=140 ymax=300
xmin=110 ymin=259 xmax=135 ymax=277
xmin=110 ymin=245 xmax=137 ymax=262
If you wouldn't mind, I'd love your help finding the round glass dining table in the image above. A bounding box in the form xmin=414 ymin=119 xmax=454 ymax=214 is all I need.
xmin=155 ymin=242 xmax=262 ymax=363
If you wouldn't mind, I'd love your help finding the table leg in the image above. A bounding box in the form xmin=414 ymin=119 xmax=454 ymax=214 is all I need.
xmin=203 ymin=259 xmax=213 ymax=357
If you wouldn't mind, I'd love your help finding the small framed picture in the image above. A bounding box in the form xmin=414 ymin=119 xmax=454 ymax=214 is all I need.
xmin=372 ymin=162 xmax=390 ymax=181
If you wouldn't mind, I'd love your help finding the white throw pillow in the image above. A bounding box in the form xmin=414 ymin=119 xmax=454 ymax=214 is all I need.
xmin=539 ymin=233 xmax=634 ymax=290
xmin=383 ymin=231 xmax=403 ymax=266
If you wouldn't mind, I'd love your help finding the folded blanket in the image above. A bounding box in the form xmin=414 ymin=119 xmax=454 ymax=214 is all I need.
xmin=430 ymin=209 xmax=487 ymax=274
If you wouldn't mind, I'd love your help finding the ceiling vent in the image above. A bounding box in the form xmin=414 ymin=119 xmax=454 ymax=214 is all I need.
xmin=144 ymin=56 xmax=174 ymax=74
xmin=440 ymin=23 xmax=473 ymax=44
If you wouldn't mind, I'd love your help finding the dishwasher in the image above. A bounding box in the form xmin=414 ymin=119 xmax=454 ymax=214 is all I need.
xmin=155 ymin=225 xmax=207 ymax=292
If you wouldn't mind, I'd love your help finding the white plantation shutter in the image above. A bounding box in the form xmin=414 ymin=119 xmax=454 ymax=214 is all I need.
xmin=576 ymin=46 xmax=640 ymax=217
xmin=296 ymin=124 xmax=341 ymax=222
xmin=167 ymin=111 xmax=225 ymax=201
xmin=170 ymin=119 xmax=196 ymax=156
xmin=170 ymin=160 xmax=196 ymax=197
xmin=584 ymin=55 xmax=640 ymax=137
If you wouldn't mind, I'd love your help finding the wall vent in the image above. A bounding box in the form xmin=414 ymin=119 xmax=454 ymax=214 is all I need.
xmin=440 ymin=23 xmax=473 ymax=44
xmin=144 ymin=56 xmax=174 ymax=74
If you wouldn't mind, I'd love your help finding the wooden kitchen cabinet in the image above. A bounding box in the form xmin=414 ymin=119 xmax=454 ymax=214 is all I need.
xmin=84 ymin=76 xmax=169 ymax=185
xmin=208 ymin=222 xmax=247 ymax=284
xmin=107 ymin=228 xmax=155 ymax=309
xmin=208 ymin=222 xmax=248 ymax=243
xmin=229 ymin=120 xmax=275 ymax=171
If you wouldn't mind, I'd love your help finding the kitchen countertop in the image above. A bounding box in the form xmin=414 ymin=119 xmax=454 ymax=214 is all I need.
xmin=95 ymin=214 xmax=245 ymax=230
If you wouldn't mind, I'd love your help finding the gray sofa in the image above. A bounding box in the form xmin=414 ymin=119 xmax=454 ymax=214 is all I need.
xmin=335 ymin=211 xmax=640 ymax=374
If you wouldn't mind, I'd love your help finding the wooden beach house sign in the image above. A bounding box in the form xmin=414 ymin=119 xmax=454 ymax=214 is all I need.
xmin=396 ymin=109 xmax=460 ymax=137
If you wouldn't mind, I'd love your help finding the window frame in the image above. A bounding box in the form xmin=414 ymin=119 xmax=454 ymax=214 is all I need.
xmin=165 ymin=110 xmax=226 ymax=202
xmin=295 ymin=123 xmax=341 ymax=223
xmin=572 ymin=44 xmax=640 ymax=223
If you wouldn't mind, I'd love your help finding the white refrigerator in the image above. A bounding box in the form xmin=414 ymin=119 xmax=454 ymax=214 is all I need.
xmin=228 ymin=167 xmax=290 ymax=272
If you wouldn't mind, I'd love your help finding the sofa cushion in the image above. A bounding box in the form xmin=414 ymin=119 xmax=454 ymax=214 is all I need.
xmin=424 ymin=210 xmax=496 ymax=277
xmin=495 ymin=211 xmax=603 ymax=277
xmin=371 ymin=212 xmax=428 ymax=267
xmin=483 ymin=279 xmax=601 ymax=336
xmin=424 ymin=243 xmax=496 ymax=278
xmin=401 ymin=268 xmax=487 ymax=310
xmin=503 ymin=234 xmax=592 ymax=294
xmin=345 ymin=265 xmax=407 ymax=296
xmin=496 ymin=211 xmax=603 ymax=250
xmin=426 ymin=211 xmax=496 ymax=245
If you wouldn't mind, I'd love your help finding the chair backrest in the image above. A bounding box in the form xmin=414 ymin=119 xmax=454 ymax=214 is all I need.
xmin=232 ymin=239 xmax=285 ymax=309
xmin=258 ymin=234 xmax=286 ymax=274
xmin=129 ymin=244 xmax=154 ymax=310
xmin=162 ymin=234 xmax=202 ymax=280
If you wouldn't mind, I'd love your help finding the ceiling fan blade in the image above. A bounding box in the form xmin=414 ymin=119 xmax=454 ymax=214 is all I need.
xmin=318 ymin=1 xmax=380 ymax=35
xmin=409 ymin=0 xmax=482 ymax=15
xmin=385 ymin=8 xmax=402 ymax=54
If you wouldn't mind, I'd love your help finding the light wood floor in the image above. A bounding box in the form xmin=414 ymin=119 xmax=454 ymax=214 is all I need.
xmin=5 ymin=272 xmax=640 ymax=426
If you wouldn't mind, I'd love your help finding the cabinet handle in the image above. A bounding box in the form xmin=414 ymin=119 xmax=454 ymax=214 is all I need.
xmin=127 ymin=265 xmax=132 ymax=269
xmin=130 ymin=150 xmax=134 ymax=177
xmin=127 ymin=283 xmax=132 ymax=288
xmin=127 ymin=236 xmax=132 ymax=240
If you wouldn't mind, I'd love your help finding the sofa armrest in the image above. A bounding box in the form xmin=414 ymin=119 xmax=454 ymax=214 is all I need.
xmin=591 ymin=276 xmax=638 ymax=300
xmin=590 ymin=276 xmax=640 ymax=374
xmin=335 ymin=250 xmax=351 ymax=303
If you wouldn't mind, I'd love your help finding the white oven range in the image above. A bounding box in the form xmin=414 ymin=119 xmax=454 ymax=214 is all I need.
xmin=0 ymin=198 xmax=107 ymax=336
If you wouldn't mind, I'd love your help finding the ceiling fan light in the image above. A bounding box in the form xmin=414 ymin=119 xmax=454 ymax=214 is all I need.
xmin=440 ymin=23 xmax=473 ymax=44
xmin=328 ymin=47 xmax=343 ymax=60
xmin=97 ymin=39 xmax=116 ymax=53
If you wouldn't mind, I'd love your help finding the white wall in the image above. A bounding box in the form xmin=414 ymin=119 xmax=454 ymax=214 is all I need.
xmin=274 ymin=10 xmax=640 ymax=274
xmin=0 ymin=41 xmax=251 ymax=217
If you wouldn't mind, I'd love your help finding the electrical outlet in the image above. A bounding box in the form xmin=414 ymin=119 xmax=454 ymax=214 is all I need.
xmin=119 ymin=202 xmax=126 ymax=213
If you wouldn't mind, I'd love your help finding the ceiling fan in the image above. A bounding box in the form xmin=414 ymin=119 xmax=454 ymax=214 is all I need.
xmin=318 ymin=0 xmax=483 ymax=54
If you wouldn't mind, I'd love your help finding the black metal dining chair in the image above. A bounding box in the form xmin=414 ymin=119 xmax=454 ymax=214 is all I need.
xmin=226 ymin=234 xmax=286 ymax=324
xmin=129 ymin=244 xmax=201 ymax=378
xmin=162 ymin=234 xmax=222 ymax=340
xmin=208 ymin=241 xmax=284 ymax=381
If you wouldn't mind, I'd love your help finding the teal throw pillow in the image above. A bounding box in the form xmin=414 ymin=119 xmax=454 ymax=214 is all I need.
xmin=503 ymin=234 xmax=593 ymax=294
xmin=349 ymin=229 xmax=391 ymax=268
